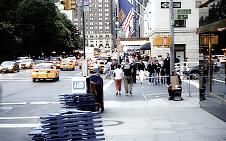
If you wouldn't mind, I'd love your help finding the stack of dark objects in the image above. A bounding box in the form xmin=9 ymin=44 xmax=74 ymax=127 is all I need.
xmin=29 ymin=109 xmax=105 ymax=141
xmin=59 ymin=93 xmax=97 ymax=112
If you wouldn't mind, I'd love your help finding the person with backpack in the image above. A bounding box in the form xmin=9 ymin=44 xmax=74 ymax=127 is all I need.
xmin=122 ymin=59 xmax=133 ymax=96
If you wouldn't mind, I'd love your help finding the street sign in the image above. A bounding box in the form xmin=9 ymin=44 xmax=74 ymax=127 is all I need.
xmin=175 ymin=9 xmax=191 ymax=15
xmin=176 ymin=14 xmax=188 ymax=20
xmin=161 ymin=2 xmax=181 ymax=8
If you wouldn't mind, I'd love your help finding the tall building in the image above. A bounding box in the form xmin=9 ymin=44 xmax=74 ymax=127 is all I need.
xmin=144 ymin=0 xmax=199 ymax=62
xmin=73 ymin=0 xmax=114 ymax=54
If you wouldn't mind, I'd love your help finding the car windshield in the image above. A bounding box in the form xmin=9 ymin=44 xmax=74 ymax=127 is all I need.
xmin=34 ymin=64 xmax=54 ymax=69
xmin=21 ymin=59 xmax=32 ymax=63
xmin=1 ymin=61 xmax=14 ymax=66
xmin=49 ymin=58 xmax=60 ymax=61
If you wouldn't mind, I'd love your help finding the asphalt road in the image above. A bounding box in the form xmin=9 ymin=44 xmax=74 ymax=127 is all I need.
xmin=0 ymin=68 xmax=147 ymax=141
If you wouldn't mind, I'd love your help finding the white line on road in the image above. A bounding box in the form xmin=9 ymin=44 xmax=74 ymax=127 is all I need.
xmin=0 ymin=102 xmax=27 ymax=105
xmin=213 ymin=79 xmax=225 ymax=83
xmin=76 ymin=72 xmax=82 ymax=76
xmin=29 ymin=101 xmax=60 ymax=105
xmin=103 ymin=79 xmax=114 ymax=91
xmin=0 ymin=124 xmax=40 ymax=128
xmin=0 ymin=116 xmax=40 ymax=120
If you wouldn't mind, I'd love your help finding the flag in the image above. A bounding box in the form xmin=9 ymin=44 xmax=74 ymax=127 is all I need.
xmin=119 ymin=0 xmax=134 ymax=33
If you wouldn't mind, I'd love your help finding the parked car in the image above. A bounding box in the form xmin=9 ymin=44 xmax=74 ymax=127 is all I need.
xmin=0 ymin=61 xmax=20 ymax=73
xmin=184 ymin=65 xmax=200 ymax=80
xmin=32 ymin=63 xmax=59 ymax=82
xmin=19 ymin=59 xmax=34 ymax=69
xmin=60 ymin=59 xmax=75 ymax=70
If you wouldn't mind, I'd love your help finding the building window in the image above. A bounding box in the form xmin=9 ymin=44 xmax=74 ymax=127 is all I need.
xmin=99 ymin=35 xmax=103 ymax=38
xmin=99 ymin=13 xmax=102 ymax=16
xmin=99 ymin=26 xmax=103 ymax=29
xmin=105 ymin=8 xmax=109 ymax=12
xmin=105 ymin=35 xmax=110 ymax=37
xmin=99 ymin=17 xmax=103 ymax=20
xmin=99 ymin=9 xmax=102 ymax=12
xmin=174 ymin=20 xmax=186 ymax=27
xmin=99 ymin=4 xmax=102 ymax=7
xmin=105 ymin=0 xmax=108 ymax=2
xmin=99 ymin=22 xmax=103 ymax=25
xmin=98 ymin=0 xmax=102 ymax=2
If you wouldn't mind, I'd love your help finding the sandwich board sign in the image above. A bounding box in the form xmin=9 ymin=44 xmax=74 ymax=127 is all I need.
xmin=72 ymin=77 xmax=86 ymax=94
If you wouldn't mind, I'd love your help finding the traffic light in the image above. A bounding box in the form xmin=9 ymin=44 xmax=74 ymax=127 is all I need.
xmin=61 ymin=0 xmax=76 ymax=10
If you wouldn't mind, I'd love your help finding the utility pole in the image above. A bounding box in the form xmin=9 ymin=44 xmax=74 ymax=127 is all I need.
xmin=82 ymin=0 xmax=86 ymax=59
xmin=169 ymin=0 xmax=175 ymax=73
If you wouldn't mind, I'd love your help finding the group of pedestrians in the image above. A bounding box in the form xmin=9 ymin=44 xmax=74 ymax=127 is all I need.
xmin=108 ymin=53 xmax=171 ymax=96
xmin=113 ymin=59 xmax=134 ymax=96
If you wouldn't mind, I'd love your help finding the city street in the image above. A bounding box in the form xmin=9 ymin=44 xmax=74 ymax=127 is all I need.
xmin=0 ymin=67 xmax=226 ymax=141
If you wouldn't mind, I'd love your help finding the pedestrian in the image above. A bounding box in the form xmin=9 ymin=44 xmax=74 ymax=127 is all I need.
xmin=154 ymin=60 xmax=161 ymax=84
xmin=166 ymin=70 xmax=182 ymax=100
xmin=138 ymin=60 xmax=145 ymax=85
xmin=199 ymin=65 xmax=207 ymax=101
xmin=130 ymin=59 xmax=137 ymax=83
xmin=147 ymin=60 xmax=155 ymax=84
xmin=113 ymin=64 xmax=124 ymax=96
xmin=122 ymin=59 xmax=133 ymax=96
xmin=93 ymin=61 xmax=99 ymax=74
xmin=163 ymin=53 xmax=170 ymax=76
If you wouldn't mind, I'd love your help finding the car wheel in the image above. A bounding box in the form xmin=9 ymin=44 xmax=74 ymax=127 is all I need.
xmin=33 ymin=78 xmax=36 ymax=82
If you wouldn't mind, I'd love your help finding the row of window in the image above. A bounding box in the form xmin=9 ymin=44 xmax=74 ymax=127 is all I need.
xmin=86 ymin=12 xmax=110 ymax=17
xmin=88 ymin=34 xmax=110 ymax=38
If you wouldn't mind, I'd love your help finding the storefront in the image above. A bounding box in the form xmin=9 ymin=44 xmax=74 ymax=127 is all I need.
xmin=198 ymin=0 xmax=226 ymax=121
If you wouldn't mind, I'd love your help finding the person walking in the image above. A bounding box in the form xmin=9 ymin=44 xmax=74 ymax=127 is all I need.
xmin=137 ymin=60 xmax=146 ymax=85
xmin=163 ymin=53 xmax=170 ymax=76
xmin=122 ymin=59 xmax=133 ymax=96
xmin=113 ymin=64 xmax=124 ymax=96
xmin=130 ymin=59 xmax=137 ymax=83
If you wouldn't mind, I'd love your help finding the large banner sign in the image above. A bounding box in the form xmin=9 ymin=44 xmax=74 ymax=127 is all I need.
xmin=118 ymin=0 xmax=135 ymax=38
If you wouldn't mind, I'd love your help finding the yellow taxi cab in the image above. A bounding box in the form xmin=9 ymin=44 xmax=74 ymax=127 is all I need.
xmin=60 ymin=59 xmax=75 ymax=70
xmin=32 ymin=63 xmax=59 ymax=82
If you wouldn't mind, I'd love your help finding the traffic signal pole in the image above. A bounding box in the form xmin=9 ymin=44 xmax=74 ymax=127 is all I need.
xmin=169 ymin=0 xmax=175 ymax=73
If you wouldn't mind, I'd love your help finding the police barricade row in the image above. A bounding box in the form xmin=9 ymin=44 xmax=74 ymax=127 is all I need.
xmin=59 ymin=93 xmax=97 ymax=112
xmin=29 ymin=109 xmax=105 ymax=141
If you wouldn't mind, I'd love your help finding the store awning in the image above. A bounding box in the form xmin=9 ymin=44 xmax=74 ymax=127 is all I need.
xmin=198 ymin=19 xmax=226 ymax=33
xmin=140 ymin=42 xmax=151 ymax=50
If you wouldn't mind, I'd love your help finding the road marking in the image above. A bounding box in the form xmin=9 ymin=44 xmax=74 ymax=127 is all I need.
xmin=103 ymin=79 xmax=114 ymax=91
xmin=213 ymin=79 xmax=225 ymax=83
xmin=0 ymin=102 xmax=27 ymax=105
xmin=0 ymin=116 xmax=40 ymax=120
xmin=30 ymin=101 xmax=60 ymax=105
xmin=0 ymin=124 xmax=40 ymax=128
xmin=76 ymin=72 xmax=82 ymax=76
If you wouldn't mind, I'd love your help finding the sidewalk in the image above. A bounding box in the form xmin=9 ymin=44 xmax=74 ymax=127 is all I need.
xmin=101 ymin=96 xmax=226 ymax=141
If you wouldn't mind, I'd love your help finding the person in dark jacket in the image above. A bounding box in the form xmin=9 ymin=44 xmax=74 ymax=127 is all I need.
xmin=130 ymin=60 xmax=137 ymax=83
xmin=122 ymin=59 xmax=133 ymax=96
xmin=163 ymin=53 xmax=170 ymax=76
xmin=147 ymin=61 xmax=155 ymax=84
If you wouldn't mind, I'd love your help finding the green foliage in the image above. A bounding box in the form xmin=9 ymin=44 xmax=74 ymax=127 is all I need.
xmin=0 ymin=0 xmax=80 ymax=61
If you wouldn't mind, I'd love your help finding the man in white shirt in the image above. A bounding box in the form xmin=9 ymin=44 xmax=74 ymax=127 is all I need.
xmin=113 ymin=64 xmax=124 ymax=96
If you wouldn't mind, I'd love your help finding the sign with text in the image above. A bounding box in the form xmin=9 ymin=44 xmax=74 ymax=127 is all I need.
xmin=161 ymin=2 xmax=181 ymax=8
xmin=72 ymin=77 xmax=87 ymax=94
xmin=175 ymin=9 xmax=191 ymax=15
xmin=175 ymin=14 xmax=188 ymax=20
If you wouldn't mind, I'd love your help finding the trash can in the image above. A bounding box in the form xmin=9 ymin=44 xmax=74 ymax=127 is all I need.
xmin=86 ymin=74 xmax=104 ymax=112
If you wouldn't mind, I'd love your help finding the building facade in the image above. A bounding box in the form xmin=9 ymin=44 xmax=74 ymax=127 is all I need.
xmin=73 ymin=0 xmax=114 ymax=54
xmin=198 ymin=0 xmax=226 ymax=121
xmin=144 ymin=0 xmax=199 ymax=62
